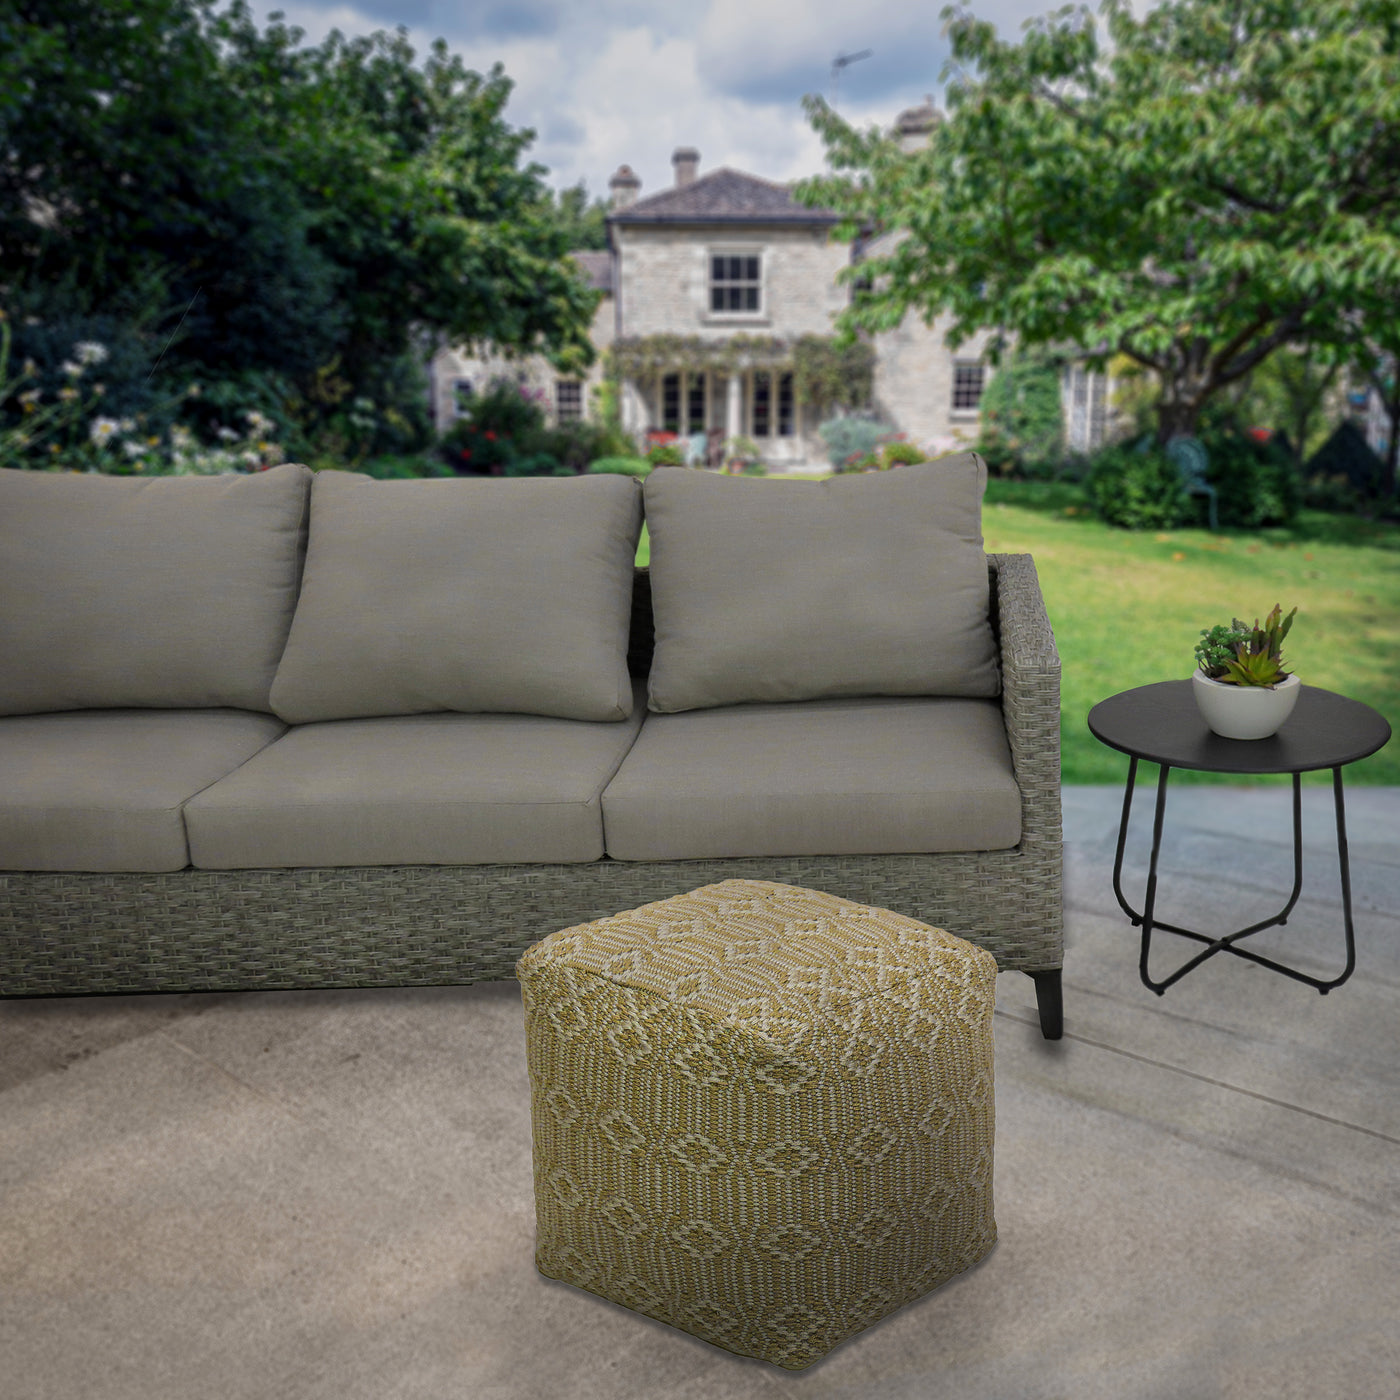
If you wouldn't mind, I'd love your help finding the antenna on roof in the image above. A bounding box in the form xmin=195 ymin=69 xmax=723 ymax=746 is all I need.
xmin=830 ymin=49 xmax=872 ymax=112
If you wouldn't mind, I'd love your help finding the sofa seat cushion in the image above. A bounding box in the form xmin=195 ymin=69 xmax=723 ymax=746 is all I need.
xmin=184 ymin=687 xmax=648 ymax=869
xmin=601 ymin=695 xmax=1021 ymax=860
xmin=0 ymin=464 xmax=310 ymax=716
xmin=0 ymin=710 xmax=287 ymax=871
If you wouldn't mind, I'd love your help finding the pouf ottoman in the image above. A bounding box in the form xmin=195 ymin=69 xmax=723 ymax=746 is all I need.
xmin=515 ymin=879 xmax=998 ymax=1370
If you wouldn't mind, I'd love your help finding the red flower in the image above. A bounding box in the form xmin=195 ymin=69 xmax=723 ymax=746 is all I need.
xmin=460 ymin=449 xmax=472 ymax=460
xmin=485 ymin=430 xmax=497 ymax=441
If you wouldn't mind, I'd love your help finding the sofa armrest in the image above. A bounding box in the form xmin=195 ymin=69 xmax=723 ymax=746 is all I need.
xmin=988 ymin=553 xmax=1062 ymax=851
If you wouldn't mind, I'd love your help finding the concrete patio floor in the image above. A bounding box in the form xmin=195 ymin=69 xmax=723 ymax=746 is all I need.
xmin=2 ymin=785 xmax=1397 ymax=1399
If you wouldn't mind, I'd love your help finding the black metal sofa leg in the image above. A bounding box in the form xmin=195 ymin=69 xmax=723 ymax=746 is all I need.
xmin=1029 ymin=969 xmax=1064 ymax=1040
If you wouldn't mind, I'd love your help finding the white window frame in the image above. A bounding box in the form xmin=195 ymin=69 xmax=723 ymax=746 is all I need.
xmin=707 ymin=247 xmax=764 ymax=321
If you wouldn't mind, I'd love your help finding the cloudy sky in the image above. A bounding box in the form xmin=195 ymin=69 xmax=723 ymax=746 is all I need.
xmin=252 ymin=0 xmax=1149 ymax=203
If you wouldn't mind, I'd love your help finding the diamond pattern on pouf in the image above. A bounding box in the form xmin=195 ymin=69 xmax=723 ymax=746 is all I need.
xmin=515 ymin=879 xmax=998 ymax=1370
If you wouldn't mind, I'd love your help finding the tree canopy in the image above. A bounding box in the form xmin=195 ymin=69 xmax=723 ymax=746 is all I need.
xmin=796 ymin=0 xmax=1400 ymax=450
xmin=0 ymin=0 xmax=599 ymax=458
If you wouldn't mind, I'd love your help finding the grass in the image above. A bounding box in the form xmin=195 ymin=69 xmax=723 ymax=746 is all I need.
xmin=636 ymin=472 xmax=1400 ymax=786
xmin=982 ymin=480 xmax=1400 ymax=785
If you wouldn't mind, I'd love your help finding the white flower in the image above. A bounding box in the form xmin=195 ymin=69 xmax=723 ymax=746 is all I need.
xmin=244 ymin=409 xmax=272 ymax=434
xmin=73 ymin=341 xmax=109 ymax=366
xmin=118 ymin=417 xmax=136 ymax=433
xmin=170 ymin=425 xmax=194 ymax=449
xmin=60 ymin=360 xmax=83 ymax=378
xmin=217 ymin=426 xmax=238 ymax=442
xmin=88 ymin=416 xmax=120 ymax=446
xmin=122 ymin=440 xmax=145 ymax=459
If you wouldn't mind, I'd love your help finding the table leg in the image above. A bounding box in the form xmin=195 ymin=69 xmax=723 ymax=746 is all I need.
xmin=1113 ymin=762 xmax=1360 ymax=995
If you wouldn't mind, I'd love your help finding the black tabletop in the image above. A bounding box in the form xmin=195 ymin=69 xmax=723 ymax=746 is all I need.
xmin=1087 ymin=681 xmax=1391 ymax=775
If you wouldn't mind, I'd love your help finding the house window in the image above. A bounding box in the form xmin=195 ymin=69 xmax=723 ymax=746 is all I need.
xmin=555 ymin=380 xmax=583 ymax=422
xmin=453 ymin=379 xmax=474 ymax=415
xmin=752 ymin=372 xmax=771 ymax=437
xmin=687 ymin=374 xmax=707 ymax=433
xmin=710 ymin=253 xmax=761 ymax=314
xmin=952 ymin=362 xmax=985 ymax=412
xmin=777 ymin=373 xmax=794 ymax=437
xmin=662 ymin=373 xmax=682 ymax=433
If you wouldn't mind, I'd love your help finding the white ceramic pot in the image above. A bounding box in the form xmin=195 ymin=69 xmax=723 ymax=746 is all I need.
xmin=1191 ymin=669 xmax=1301 ymax=740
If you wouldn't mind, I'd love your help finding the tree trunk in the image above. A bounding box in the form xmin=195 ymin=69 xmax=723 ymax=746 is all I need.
xmin=1154 ymin=396 xmax=1200 ymax=444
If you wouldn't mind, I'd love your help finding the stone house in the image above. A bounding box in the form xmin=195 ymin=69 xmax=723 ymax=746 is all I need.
xmin=429 ymin=106 xmax=1116 ymax=467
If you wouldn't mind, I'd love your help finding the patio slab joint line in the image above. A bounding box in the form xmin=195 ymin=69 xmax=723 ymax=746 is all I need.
xmin=992 ymin=1007 xmax=1400 ymax=1147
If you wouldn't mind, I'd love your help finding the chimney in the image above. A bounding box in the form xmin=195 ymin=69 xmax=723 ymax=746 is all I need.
xmin=609 ymin=164 xmax=641 ymax=211
xmin=671 ymin=147 xmax=700 ymax=188
xmin=893 ymin=99 xmax=941 ymax=154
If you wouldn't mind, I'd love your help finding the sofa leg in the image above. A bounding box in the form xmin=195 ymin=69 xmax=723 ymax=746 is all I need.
xmin=1029 ymin=969 xmax=1063 ymax=1040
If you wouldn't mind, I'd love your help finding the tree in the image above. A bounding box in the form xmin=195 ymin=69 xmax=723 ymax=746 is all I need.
xmin=540 ymin=181 xmax=610 ymax=251
xmin=796 ymin=0 xmax=1400 ymax=446
xmin=975 ymin=345 xmax=1066 ymax=474
xmin=0 ymin=0 xmax=600 ymax=459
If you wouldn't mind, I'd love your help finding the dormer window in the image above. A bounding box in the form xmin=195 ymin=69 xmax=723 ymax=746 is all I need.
xmin=711 ymin=252 xmax=762 ymax=313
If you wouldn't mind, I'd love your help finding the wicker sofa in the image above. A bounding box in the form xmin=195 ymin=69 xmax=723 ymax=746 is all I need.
xmin=0 ymin=459 xmax=1063 ymax=1037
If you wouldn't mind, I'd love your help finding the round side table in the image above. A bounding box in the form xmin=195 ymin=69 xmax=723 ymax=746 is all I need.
xmin=1087 ymin=681 xmax=1390 ymax=996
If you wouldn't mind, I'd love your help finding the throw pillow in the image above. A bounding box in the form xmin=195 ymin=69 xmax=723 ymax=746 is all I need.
xmin=643 ymin=453 xmax=999 ymax=712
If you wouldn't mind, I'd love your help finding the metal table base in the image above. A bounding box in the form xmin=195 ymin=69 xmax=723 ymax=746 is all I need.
xmin=1111 ymin=758 xmax=1357 ymax=995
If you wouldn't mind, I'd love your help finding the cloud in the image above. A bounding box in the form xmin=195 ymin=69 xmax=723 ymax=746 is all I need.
xmin=696 ymin=0 xmax=950 ymax=107
xmin=249 ymin=0 xmax=1164 ymax=201
xmin=289 ymin=0 xmax=565 ymax=41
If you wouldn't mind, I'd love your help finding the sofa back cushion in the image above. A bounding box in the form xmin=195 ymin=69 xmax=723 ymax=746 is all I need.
xmin=269 ymin=471 xmax=642 ymax=723
xmin=0 ymin=464 xmax=311 ymax=716
xmin=643 ymin=452 xmax=999 ymax=712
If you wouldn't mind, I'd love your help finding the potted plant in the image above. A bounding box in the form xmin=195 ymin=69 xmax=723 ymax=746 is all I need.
xmin=1191 ymin=604 xmax=1301 ymax=739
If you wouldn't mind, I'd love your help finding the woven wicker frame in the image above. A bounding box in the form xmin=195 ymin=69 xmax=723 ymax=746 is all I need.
xmin=0 ymin=554 xmax=1061 ymax=998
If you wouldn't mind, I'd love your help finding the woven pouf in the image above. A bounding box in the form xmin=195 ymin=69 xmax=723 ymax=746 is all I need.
xmin=515 ymin=878 xmax=998 ymax=1370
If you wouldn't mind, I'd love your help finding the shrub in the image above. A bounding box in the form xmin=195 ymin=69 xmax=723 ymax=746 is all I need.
xmin=587 ymin=456 xmax=652 ymax=477
xmin=975 ymin=348 xmax=1065 ymax=477
xmin=502 ymin=451 xmax=562 ymax=477
xmin=646 ymin=442 xmax=687 ymax=466
xmin=818 ymin=412 xmax=894 ymax=470
xmin=881 ymin=438 xmax=927 ymax=468
xmin=534 ymin=420 xmax=610 ymax=473
xmin=439 ymin=377 xmax=549 ymax=474
xmin=359 ymin=453 xmax=454 ymax=479
xmin=1199 ymin=429 xmax=1300 ymax=528
xmin=1086 ymin=442 xmax=1191 ymax=528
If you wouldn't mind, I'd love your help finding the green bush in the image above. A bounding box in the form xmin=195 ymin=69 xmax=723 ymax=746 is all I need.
xmin=587 ymin=456 xmax=652 ymax=477
xmin=1199 ymin=429 xmax=1301 ymax=528
xmin=1086 ymin=443 xmax=1191 ymax=528
xmin=818 ymin=413 xmax=894 ymax=470
xmin=975 ymin=348 xmax=1065 ymax=478
xmin=646 ymin=442 xmax=687 ymax=466
xmin=534 ymin=420 xmax=611 ymax=473
xmin=502 ymin=451 xmax=562 ymax=477
xmin=881 ymin=438 xmax=927 ymax=468
xmin=359 ymin=453 xmax=454 ymax=479
xmin=439 ymin=377 xmax=550 ymax=473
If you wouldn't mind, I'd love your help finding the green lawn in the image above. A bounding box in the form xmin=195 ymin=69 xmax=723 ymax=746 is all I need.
xmin=636 ymin=475 xmax=1400 ymax=785
xmin=983 ymin=481 xmax=1399 ymax=784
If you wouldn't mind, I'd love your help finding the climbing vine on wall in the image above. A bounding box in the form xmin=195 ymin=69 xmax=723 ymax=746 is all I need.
xmin=605 ymin=333 xmax=872 ymax=412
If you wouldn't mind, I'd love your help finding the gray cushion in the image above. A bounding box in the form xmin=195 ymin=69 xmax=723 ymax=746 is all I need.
xmin=185 ymin=684 xmax=648 ymax=868
xmin=643 ymin=453 xmax=999 ymax=712
xmin=601 ymin=694 xmax=1021 ymax=860
xmin=270 ymin=471 xmax=642 ymax=723
xmin=0 ymin=465 xmax=311 ymax=715
xmin=0 ymin=709 xmax=287 ymax=871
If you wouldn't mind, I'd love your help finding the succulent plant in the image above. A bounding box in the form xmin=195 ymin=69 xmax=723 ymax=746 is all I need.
xmin=1194 ymin=604 xmax=1297 ymax=687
